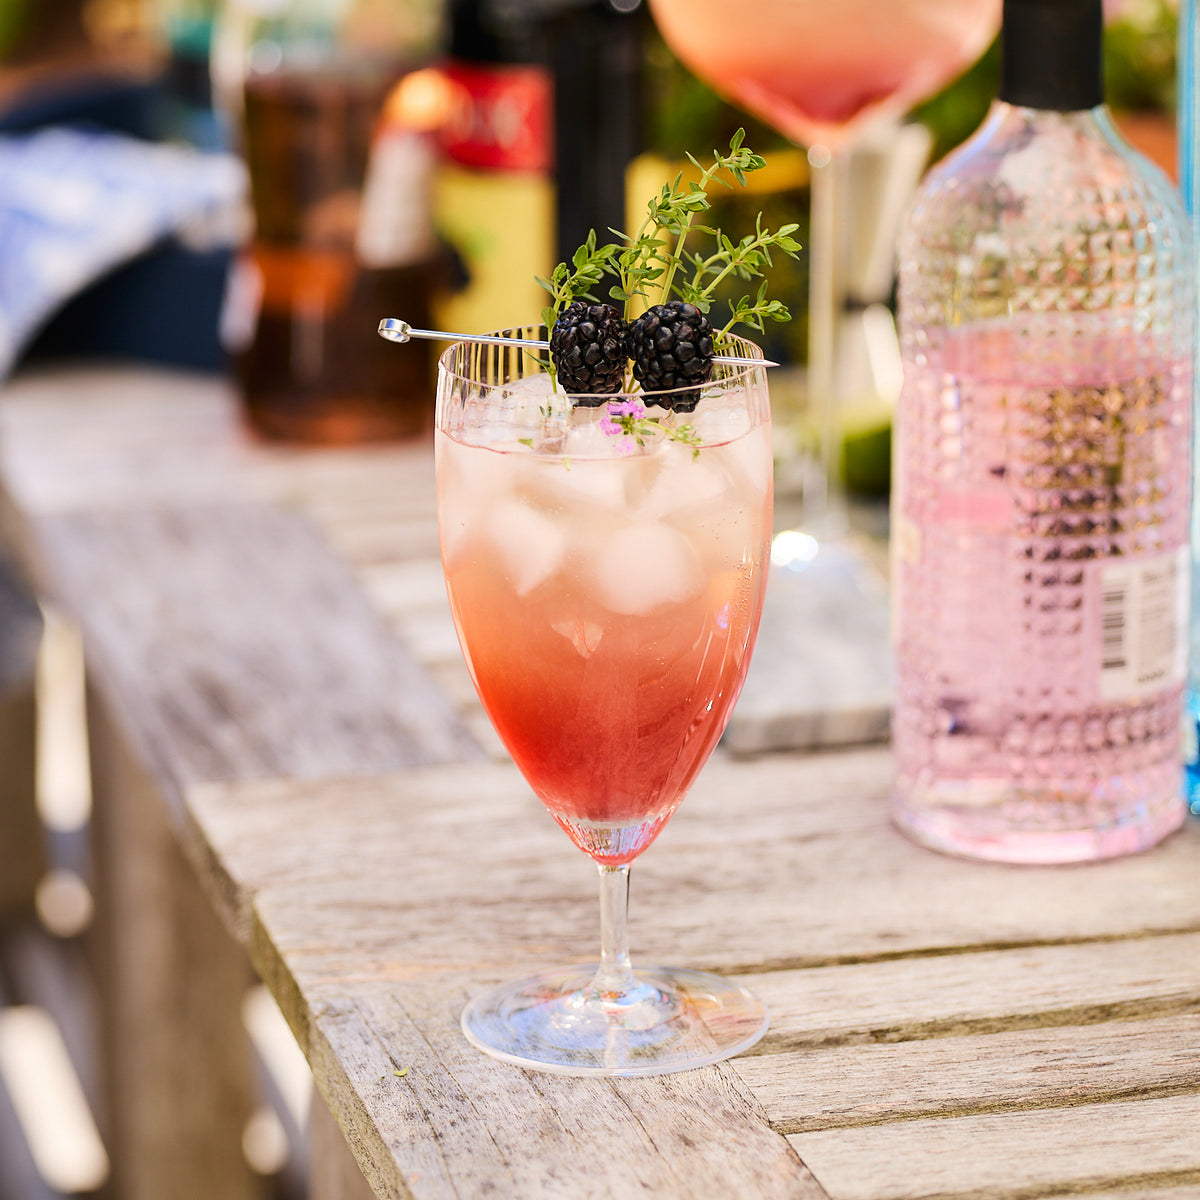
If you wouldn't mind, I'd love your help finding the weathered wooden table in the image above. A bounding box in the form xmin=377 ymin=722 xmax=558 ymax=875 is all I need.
xmin=1 ymin=364 xmax=1198 ymax=1200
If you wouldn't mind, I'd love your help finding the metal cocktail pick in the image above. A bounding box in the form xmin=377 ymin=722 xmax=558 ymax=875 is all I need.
xmin=377 ymin=318 xmax=779 ymax=368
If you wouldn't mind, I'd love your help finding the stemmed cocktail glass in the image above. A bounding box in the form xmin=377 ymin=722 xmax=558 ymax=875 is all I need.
xmin=436 ymin=330 xmax=773 ymax=1075
xmin=648 ymin=0 xmax=1000 ymax=531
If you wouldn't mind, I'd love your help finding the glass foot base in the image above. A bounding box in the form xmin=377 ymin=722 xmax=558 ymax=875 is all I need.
xmin=461 ymin=965 xmax=769 ymax=1076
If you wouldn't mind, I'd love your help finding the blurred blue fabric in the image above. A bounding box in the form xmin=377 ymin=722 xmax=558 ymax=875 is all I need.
xmin=0 ymin=125 xmax=246 ymax=376
xmin=0 ymin=77 xmax=246 ymax=378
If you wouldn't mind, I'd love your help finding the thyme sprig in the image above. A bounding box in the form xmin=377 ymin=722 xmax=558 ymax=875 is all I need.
xmin=600 ymin=399 xmax=702 ymax=458
xmin=537 ymin=129 xmax=802 ymax=340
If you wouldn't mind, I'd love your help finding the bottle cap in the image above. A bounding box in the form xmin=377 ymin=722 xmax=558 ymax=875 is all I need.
xmin=999 ymin=0 xmax=1103 ymax=112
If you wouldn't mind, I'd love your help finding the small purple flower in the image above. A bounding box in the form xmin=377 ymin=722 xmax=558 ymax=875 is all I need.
xmin=597 ymin=397 xmax=650 ymax=455
xmin=606 ymin=398 xmax=646 ymax=420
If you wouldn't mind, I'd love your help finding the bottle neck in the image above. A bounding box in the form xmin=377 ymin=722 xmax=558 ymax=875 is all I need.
xmin=998 ymin=0 xmax=1103 ymax=112
xmin=448 ymin=0 xmax=540 ymax=65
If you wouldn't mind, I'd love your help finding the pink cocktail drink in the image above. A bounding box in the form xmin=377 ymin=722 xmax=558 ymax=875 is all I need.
xmin=438 ymin=390 xmax=772 ymax=865
xmin=648 ymin=0 xmax=1000 ymax=151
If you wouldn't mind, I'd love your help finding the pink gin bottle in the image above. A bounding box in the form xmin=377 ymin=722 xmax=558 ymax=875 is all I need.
xmin=892 ymin=0 xmax=1193 ymax=862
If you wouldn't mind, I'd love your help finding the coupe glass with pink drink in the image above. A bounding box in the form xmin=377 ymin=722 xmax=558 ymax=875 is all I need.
xmin=649 ymin=0 xmax=1001 ymax=530
xmin=436 ymin=330 xmax=773 ymax=1075
xmin=648 ymin=0 xmax=1001 ymax=154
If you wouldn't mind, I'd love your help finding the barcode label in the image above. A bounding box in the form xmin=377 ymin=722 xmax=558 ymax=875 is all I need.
xmin=1098 ymin=547 xmax=1189 ymax=701
xmin=1101 ymin=576 xmax=1129 ymax=671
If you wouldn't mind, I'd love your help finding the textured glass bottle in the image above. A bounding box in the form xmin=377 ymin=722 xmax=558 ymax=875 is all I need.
xmin=1178 ymin=0 xmax=1200 ymax=817
xmin=892 ymin=0 xmax=1193 ymax=862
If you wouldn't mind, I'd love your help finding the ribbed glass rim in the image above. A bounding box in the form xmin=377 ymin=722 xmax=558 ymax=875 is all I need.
xmin=435 ymin=326 xmax=768 ymax=400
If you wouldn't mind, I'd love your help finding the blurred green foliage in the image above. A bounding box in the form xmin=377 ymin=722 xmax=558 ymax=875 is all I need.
xmin=641 ymin=26 xmax=791 ymax=162
xmin=910 ymin=0 xmax=1179 ymax=164
xmin=909 ymin=36 xmax=999 ymax=165
xmin=1103 ymin=0 xmax=1178 ymax=113
xmin=0 ymin=0 xmax=30 ymax=58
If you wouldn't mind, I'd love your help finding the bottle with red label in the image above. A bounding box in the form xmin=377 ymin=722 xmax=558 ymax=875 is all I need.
xmin=215 ymin=0 xmax=442 ymax=444
xmin=432 ymin=0 xmax=555 ymax=335
xmin=432 ymin=0 xmax=645 ymax=335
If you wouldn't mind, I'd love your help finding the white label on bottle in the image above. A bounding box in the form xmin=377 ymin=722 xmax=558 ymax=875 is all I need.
xmin=218 ymin=254 xmax=263 ymax=354
xmin=357 ymin=129 xmax=436 ymax=269
xmin=1097 ymin=546 xmax=1189 ymax=701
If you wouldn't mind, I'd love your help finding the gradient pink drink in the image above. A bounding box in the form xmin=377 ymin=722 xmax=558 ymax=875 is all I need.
xmin=437 ymin=401 xmax=772 ymax=865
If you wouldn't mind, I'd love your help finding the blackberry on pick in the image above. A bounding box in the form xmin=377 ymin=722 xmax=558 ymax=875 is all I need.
xmin=624 ymin=301 xmax=715 ymax=412
xmin=549 ymin=301 xmax=628 ymax=402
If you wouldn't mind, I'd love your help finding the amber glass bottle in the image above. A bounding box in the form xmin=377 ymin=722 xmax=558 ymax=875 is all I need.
xmin=218 ymin=0 xmax=439 ymax=444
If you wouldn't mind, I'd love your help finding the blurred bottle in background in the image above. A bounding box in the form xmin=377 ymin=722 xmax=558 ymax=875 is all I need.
xmin=544 ymin=0 xmax=643 ymax=272
xmin=214 ymin=0 xmax=442 ymax=444
xmin=431 ymin=0 xmax=554 ymax=333
xmin=159 ymin=0 xmax=226 ymax=147
xmin=431 ymin=0 xmax=644 ymax=334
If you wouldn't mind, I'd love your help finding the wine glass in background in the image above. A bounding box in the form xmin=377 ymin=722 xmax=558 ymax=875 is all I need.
xmin=437 ymin=330 xmax=774 ymax=1075
xmin=647 ymin=0 xmax=1001 ymax=538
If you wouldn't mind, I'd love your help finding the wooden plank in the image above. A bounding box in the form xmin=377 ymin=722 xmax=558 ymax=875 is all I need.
xmin=788 ymin=1094 xmax=1200 ymax=1200
xmin=726 ymin=549 xmax=892 ymax=753
xmin=308 ymin=1095 xmax=378 ymax=1200
xmin=0 ymin=366 xmax=249 ymax=518
xmin=356 ymin=561 xmax=450 ymax=624
xmin=0 ymin=556 xmax=43 ymax=918
xmin=0 ymin=366 xmax=439 ymax=528
xmin=187 ymin=755 xmax=1200 ymax=1199
xmin=0 ymin=685 xmax=41 ymax=918
xmin=740 ymin=932 xmax=1200 ymax=1054
xmin=86 ymin=684 xmax=267 ymax=1200
xmin=741 ymin=1014 xmax=1200 ymax=1132
xmin=187 ymin=753 xmax=1200 ymax=1008
xmin=30 ymin=504 xmax=481 ymax=813
xmin=303 ymin=986 xmax=827 ymax=1200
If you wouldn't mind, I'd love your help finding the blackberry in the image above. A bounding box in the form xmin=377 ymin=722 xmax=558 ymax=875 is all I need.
xmin=625 ymin=300 xmax=715 ymax=412
xmin=549 ymin=301 xmax=628 ymax=402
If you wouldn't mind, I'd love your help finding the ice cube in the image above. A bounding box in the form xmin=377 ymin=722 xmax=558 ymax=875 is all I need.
xmin=591 ymin=522 xmax=705 ymax=615
xmin=551 ymin=617 xmax=604 ymax=658
xmin=563 ymin=416 xmax=621 ymax=459
xmin=491 ymin=370 xmax=558 ymax=416
xmin=525 ymin=455 xmax=627 ymax=512
xmin=438 ymin=500 xmax=471 ymax=570
xmin=461 ymin=373 xmax=562 ymax=448
xmin=437 ymin=439 xmax=514 ymax=568
xmin=716 ymin=424 xmax=773 ymax=503
xmin=639 ymin=443 xmax=731 ymax=519
xmin=486 ymin=499 xmax=567 ymax=595
xmin=689 ymin=399 xmax=753 ymax=446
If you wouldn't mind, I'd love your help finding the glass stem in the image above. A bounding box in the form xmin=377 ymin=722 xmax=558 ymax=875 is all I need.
xmin=592 ymin=863 xmax=636 ymax=996
xmin=806 ymin=145 xmax=849 ymax=537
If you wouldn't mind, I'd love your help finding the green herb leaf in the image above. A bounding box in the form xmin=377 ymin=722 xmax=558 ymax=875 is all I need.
xmin=539 ymin=131 xmax=802 ymax=370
